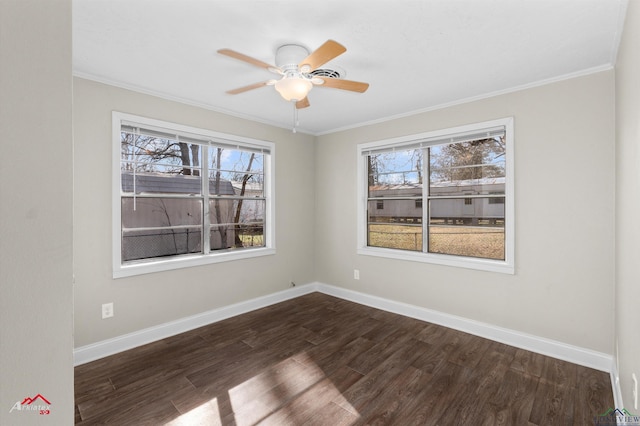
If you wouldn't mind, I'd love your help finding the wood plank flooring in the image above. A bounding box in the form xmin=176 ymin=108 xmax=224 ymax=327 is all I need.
xmin=75 ymin=292 xmax=614 ymax=425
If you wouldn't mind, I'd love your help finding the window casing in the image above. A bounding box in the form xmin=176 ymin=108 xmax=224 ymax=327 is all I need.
xmin=357 ymin=118 xmax=514 ymax=274
xmin=113 ymin=112 xmax=275 ymax=278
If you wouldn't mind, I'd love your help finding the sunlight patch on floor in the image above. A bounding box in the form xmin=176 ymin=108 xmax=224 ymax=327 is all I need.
xmin=165 ymin=352 xmax=361 ymax=425
xmin=165 ymin=397 xmax=222 ymax=426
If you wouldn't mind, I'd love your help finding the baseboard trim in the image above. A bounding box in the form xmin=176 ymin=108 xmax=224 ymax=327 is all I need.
xmin=315 ymin=283 xmax=613 ymax=373
xmin=75 ymin=282 xmax=613 ymax=378
xmin=73 ymin=283 xmax=318 ymax=366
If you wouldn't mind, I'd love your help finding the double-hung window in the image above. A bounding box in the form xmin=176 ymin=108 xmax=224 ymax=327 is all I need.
xmin=357 ymin=117 xmax=514 ymax=274
xmin=113 ymin=112 xmax=274 ymax=278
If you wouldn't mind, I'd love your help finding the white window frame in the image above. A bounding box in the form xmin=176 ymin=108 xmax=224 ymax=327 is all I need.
xmin=112 ymin=112 xmax=275 ymax=278
xmin=357 ymin=117 xmax=514 ymax=274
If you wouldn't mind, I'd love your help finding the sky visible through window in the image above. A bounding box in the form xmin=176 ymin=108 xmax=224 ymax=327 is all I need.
xmin=368 ymin=137 xmax=505 ymax=187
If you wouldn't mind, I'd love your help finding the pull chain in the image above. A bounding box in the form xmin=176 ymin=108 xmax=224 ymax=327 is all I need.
xmin=292 ymin=102 xmax=298 ymax=133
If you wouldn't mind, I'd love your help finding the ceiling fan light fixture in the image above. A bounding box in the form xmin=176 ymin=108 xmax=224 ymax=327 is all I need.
xmin=219 ymin=39 xmax=367 ymax=109
xmin=274 ymin=76 xmax=312 ymax=102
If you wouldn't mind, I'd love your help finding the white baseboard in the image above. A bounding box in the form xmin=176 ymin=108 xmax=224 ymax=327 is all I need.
xmin=316 ymin=283 xmax=614 ymax=373
xmin=317 ymin=283 xmax=622 ymax=409
xmin=74 ymin=282 xmax=614 ymax=385
xmin=73 ymin=283 xmax=318 ymax=366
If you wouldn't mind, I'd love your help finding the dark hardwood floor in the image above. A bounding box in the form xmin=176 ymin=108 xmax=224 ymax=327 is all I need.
xmin=75 ymin=292 xmax=613 ymax=425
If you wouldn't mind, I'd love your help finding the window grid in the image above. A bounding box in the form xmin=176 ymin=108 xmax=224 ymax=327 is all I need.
xmin=113 ymin=112 xmax=274 ymax=278
xmin=358 ymin=117 xmax=514 ymax=274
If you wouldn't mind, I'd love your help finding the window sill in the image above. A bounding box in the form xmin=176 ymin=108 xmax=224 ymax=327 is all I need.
xmin=113 ymin=247 xmax=276 ymax=279
xmin=357 ymin=246 xmax=514 ymax=274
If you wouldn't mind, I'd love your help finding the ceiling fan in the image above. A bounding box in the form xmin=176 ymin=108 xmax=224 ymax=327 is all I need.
xmin=218 ymin=40 xmax=369 ymax=109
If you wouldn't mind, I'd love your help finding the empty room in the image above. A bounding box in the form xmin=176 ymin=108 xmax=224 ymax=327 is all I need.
xmin=2 ymin=0 xmax=640 ymax=425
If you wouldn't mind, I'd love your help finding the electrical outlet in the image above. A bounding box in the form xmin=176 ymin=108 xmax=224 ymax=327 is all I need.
xmin=354 ymin=269 xmax=360 ymax=280
xmin=102 ymin=303 xmax=114 ymax=319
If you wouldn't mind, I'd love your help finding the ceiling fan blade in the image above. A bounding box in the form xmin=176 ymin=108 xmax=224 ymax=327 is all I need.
xmin=316 ymin=77 xmax=369 ymax=93
xmin=218 ymin=49 xmax=280 ymax=73
xmin=226 ymin=81 xmax=271 ymax=95
xmin=299 ymin=40 xmax=346 ymax=71
xmin=296 ymin=97 xmax=310 ymax=109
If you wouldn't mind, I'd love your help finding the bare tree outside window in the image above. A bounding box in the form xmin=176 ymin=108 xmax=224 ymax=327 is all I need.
xmin=429 ymin=137 xmax=505 ymax=183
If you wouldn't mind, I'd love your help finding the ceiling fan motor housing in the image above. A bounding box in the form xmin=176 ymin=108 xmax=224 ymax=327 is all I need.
xmin=275 ymin=44 xmax=309 ymax=71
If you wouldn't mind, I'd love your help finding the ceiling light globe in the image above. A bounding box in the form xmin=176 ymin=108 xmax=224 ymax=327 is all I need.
xmin=275 ymin=77 xmax=312 ymax=102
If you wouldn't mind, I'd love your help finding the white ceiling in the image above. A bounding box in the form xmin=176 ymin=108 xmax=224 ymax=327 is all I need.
xmin=73 ymin=0 xmax=627 ymax=135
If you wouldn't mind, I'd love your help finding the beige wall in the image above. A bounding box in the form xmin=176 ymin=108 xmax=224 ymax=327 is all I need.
xmin=75 ymin=70 xmax=617 ymax=355
xmin=0 ymin=0 xmax=74 ymax=424
xmin=73 ymin=78 xmax=316 ymax=346
xmin=0 ymin=2 xmax=630 ymax=419
xmin=615 ymin=0 xmax=640 ymax=410
xmin=316 ymin=71 xmax=616 ymax=354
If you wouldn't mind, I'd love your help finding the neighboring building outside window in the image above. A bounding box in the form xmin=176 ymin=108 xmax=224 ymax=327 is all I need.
xmin=113 ymin=112 xmax=274 ymax=278
xmin=357 ymin=117 xmax=514 ymax=274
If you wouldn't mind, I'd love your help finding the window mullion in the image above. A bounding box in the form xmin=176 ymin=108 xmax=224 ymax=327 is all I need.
xmin=423 ymin=147 xmax=430 ymax=254
xmin=202 ymin=144 xmax=210 ymax=254
xmin=132 ymin=131 xmax=138 ymax=210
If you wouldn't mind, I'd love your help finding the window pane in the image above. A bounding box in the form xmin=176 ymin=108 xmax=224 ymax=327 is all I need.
xmin=367 ymin=149 xmax=424 ymax=194
xmin=368 ymin=199 xmax=423 ymax=251
xmin=121 ymin=132 xmax=203 ymax=178
xmin=209 ymin=198 xmax=235 ymax=225
xmin=121 ymin=171 xmax=202 ymax=195
xmin=368 ymin=199 xmax=422 ymax=225
xmin=429 ymin=138 xmax=505 ymax=196
xmin=235 ymin=199 xmax=265 ymax=225
xmin=122 ymin=197 xmax=203 ymax=228
xmin=121 ymin=131 xmax=203 ymax=195
xmin=368 ymin=223 xmax=422 ymax=251
xmin=121 ymin=197 xmax=202 ymax=261
xmin=209 ymin=225 xmax=234 ymax=250
xmin=428 ymin=198 xmax=504 ymax=260
xmin=209 ymin=148 xmax=264 ymax=196
xmin=209 ymin=199 xmax=265 ymax=224
xmin=123 ymin=228 xmax=202 ymax=261
xmin=209 ymin=199 xmax=265 ymax=250
xmin=429 ymin=197 xmax=505 ymax=225
xmin=210 ymin=224 xmax=265 ymax=251
xmin=208 ymin=177 xmax=236 ymax=197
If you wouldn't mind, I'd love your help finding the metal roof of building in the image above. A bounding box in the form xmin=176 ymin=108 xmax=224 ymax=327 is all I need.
xmin=121 ymin=172 xmax=235 ymax=195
